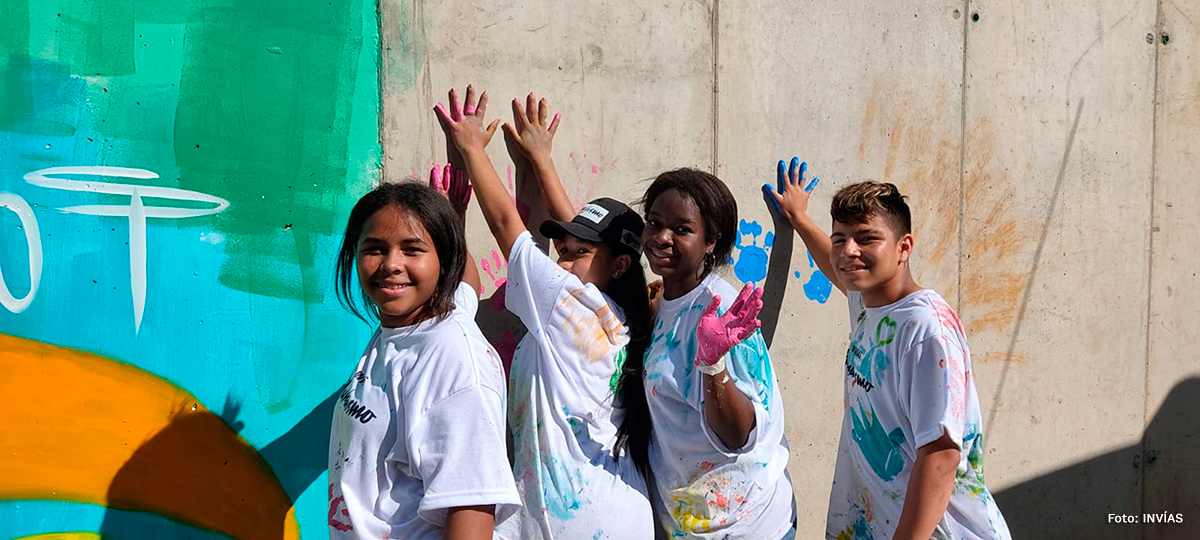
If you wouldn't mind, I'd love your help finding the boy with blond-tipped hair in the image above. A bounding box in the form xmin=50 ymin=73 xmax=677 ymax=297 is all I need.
xmin=766 ymin=158 xmax=1010 ymax=539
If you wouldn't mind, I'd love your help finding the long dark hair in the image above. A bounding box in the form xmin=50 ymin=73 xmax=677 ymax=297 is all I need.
xmin=335 ymin=182 xmax=467 ymax=323
xmin=608 ymin=257 xmax=653 ymax=480
xmin=640 ymin=168 xmax=738 ymax=277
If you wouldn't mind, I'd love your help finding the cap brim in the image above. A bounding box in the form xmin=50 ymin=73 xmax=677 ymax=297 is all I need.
xmin=539 ymin=219 xmax=604 ymax=243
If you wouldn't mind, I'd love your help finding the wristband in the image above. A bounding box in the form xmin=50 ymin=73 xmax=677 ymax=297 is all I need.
xmin=696 ymin=357 xmax=726 ymax=376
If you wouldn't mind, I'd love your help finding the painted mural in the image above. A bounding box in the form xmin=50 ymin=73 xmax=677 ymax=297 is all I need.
xmin=0 ymin=0 xmax=380 ymax=537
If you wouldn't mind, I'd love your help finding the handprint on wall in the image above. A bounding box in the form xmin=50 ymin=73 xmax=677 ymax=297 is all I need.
xmin=731 ymin=219 xmax=773 ymax=284
xmin=793 ymin=251 xmax=833 ymax=304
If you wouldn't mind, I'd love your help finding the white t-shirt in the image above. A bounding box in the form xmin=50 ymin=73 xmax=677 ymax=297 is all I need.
xmin=826 ymin=290 xmax=1011 ymax=539
xmin=328 ymin=283 xmax=520 ymax=539
xmin=644 ymin=273 xmax=795 ymax=539
xmin=496 ymin=231 xmax=654 ymax=540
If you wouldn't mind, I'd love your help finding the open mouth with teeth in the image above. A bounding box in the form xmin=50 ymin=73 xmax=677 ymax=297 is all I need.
xmin=646 ymin=246 xmax=673 ymax=263
xmin=374 ymin=281 xmax=411 ymax=296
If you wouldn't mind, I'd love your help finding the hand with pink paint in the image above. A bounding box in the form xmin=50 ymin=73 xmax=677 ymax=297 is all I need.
xmin=694 ymin=283 xmax=764 ymax=375
xmin=429 ymin=162 xmax=473 ymax=219
xmin=435 ymin=85 xmax=500 ymax=155
xmin=502 ymin=93 xmax=561 ymax=165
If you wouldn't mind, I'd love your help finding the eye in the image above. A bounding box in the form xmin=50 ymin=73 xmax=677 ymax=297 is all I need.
xmin=359 ymin=247 xmax=383 ymax=255
xmin=831 ymin=238 xmax=845 ymax=246
xmin=675 ymin=227 xmax=691 ymax=235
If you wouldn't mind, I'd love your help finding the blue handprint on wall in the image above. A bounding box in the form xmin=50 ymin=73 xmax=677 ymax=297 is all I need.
xmin=793 ymin=251 xmax=833 ymax=304
xmin=732 ymin=219 xmax=773 ymax=284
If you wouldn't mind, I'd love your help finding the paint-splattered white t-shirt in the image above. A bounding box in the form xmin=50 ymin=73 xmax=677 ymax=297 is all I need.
xmin=496 ymin=232 xmax=654 ymax=540
xmin=645 ymin=273 xmax=795 ymax=539
xmin=826 ymin=290 xmax=1011 ymax=539
xmin=328 ymin=283 xmax=520 ymax=539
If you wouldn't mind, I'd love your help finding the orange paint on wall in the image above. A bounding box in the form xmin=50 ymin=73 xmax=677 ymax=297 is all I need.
xmin=0 ymin=333 xmax=299 ymax=540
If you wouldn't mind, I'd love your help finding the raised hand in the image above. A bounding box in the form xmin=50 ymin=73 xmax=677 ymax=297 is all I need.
xmin=502 ymin=92 xmax=561 ymax=164
xmin=694 ymin=283 xmax=764 ymax=375
xmin=429 ymin=162 xmax=472 ymax=218
xmin=763 ymin=156 xmax=821 ymax=221
xmin=435 ymin=85 xmax=501 ymax=154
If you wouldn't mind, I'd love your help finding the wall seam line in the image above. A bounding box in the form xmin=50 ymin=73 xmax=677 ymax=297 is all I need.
xmin=957 ymin=0 xmax=970 ymax=313
xmin=711 ymin=0 xmax=720 ymax=176
xmin=1140 ymin=1 xmax=1164 ymax=537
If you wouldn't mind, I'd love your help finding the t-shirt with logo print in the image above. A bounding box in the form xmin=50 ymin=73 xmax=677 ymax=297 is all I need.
xmin=328 ymin=283 xmax=520 ymax=539
xmin=826 ymin=289 xmax=1011 ymax=539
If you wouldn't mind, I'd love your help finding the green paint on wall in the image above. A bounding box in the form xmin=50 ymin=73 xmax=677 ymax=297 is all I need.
xmin=57 ymin=0 xmax=136 ymax=77
xmin=0 ymin=0 xmax=32 ymax=130
xmin=174 ymin=0 xmax=378 ymax=302
xmin=385 ymin=0 xmax=425 ymax=95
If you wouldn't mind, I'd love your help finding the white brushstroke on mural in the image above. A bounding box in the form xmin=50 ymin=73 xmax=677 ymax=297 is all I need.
xmin=0 ymin=192 xmax=43 ymax=313
xmin=23 ymin=167 xmax=230 ymax=332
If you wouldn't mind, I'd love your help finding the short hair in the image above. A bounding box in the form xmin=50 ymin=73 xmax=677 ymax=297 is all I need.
xmin=639 ymin=168 xmax=737 ymax=275
xmin=830 ymin=181 xmax=912 ymax=237
xmin=335 ymin=182 xmax=467 ymax=323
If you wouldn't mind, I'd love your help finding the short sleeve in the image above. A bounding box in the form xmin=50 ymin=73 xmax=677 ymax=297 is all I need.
xmin=505 ymin=231 xmax=573 ymax=330
xmin=847 ymin=291 xmax=866 ymax=331
xmin=412 ymin=386 xmax=521 ymax=527
xmin=902 ymin=335 xmax=969 ymax=451
xmin=453 ymin=281 xmax=479 ymax=318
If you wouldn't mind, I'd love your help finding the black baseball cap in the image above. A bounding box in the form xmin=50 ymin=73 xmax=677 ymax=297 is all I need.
xmin=539 ymin=197 xmax=644 ymax=256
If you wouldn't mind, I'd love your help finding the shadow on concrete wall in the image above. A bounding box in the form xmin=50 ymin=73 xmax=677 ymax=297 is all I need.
xmin=993 ymin=377 xmax=1200 ymax=540
xmin=759 ymin=190 xmax=795 ymax=349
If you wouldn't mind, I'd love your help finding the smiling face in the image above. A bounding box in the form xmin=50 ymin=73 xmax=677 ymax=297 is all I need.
xmin=355 ymin=205 xmax=441 ymax=328
xmin=553 ymin=234 xmax=627 ymax=291
xmin=642 ymin=188 xmax=715 ymax=298
xmin=830 ymin=213 xmax=914 ymax=302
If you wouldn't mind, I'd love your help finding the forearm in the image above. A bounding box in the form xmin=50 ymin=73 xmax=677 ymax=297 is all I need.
xmin=529 ymin=155 xmax=576 ymax=221
xmin=463 ymin=250 xmax=481 ymax=298
xmin=788 ymin=212 xmax=844 ymax=294
xmin=460 ymin=147 xmax=526 ymax=260
xmin=701 ymin=368 xmax=756 ymax=451
xmin=445 ymin=505 xmax=495 ymax=540
xmin=894 ymin=445 xmax=959 ymax=539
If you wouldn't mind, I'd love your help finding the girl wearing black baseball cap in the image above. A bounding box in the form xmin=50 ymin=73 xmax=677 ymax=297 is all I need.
xmin=438 ymin=86 xmax=655 ymax=539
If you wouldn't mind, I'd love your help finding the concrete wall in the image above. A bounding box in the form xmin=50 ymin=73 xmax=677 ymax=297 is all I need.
xmin=382 ymin=1 xmax=1198 ymax=538
xmin=1 ymin=0 xmax=1195 ymax=538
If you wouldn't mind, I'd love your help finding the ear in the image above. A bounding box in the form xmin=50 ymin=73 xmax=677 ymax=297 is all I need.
xmin=897 ymin=233 xmax=915 ymax=264
xmin=612 ymin=253 xmax=632 ymax=278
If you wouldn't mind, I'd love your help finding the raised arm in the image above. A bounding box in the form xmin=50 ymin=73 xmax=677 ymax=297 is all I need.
xmin=501 ymin=93 xmax=575 ymax=222
xmin=764 ymin=157 xmax=845 ymax=295
xmin=435 ymin=85 xmax=526 ymax=261
xmin=430 ymin=163 xmax=481 ymax=297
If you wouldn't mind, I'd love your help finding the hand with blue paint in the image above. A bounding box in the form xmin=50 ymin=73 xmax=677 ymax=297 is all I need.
xmin=764 ymin=157 xmax=845 ymax=296
xmin=763 ymin=156 xmax=820 ymax=222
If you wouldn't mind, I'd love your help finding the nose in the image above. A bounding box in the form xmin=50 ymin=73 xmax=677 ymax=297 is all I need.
xmin=650 ymin=227 xmax=672 ymax=245
xmin=557 ymin=260 xmax=573 ymax=272
xmin=842 ymin=238 xmax=861 ymax=257
xmin=382 ymin=250 xmax=404 ymax=274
